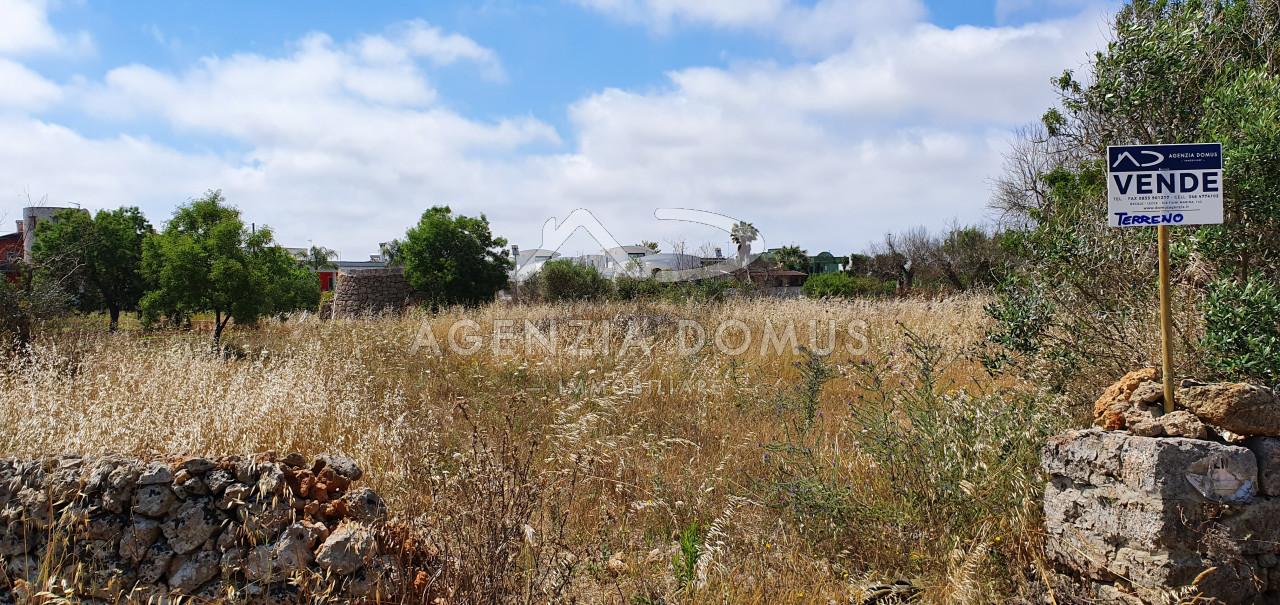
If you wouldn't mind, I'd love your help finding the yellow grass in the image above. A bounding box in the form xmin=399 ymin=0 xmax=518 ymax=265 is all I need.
xmin=0 ymin=294 xmax=1062 ymax=604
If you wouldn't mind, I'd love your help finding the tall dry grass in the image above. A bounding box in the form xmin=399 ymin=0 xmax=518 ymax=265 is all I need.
xmin=0 ymin=294 xmax=1067 ymax=604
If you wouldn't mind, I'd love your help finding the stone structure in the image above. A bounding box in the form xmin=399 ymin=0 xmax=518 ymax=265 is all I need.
xmin=1044 ymin=371 xmax=1280 ymax=603
xmin=330 ymin=268 xmax=416 ymax=318
xmin=0 ymin=452 xmax=413 ymax=603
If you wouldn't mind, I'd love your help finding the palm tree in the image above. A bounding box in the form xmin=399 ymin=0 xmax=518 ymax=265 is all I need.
xmin=730 ymin=222 xmax=759 ymax=264
xmin=304 ymin=246 xmax=337 ymax=271
xmin=774 ymin=245 xmax=808 ymax=272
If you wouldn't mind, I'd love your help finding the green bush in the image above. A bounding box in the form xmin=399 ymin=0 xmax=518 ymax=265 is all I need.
xmin=613 ymin=276 xmax=664 ymax=300
xmin=1203 ymin=277 xmax=1280 ymax=384
xmin=802 ymin=272 xmax=892 ymax=298
xmin=759 ymin=333 xmax=1065 ymax=578
xmin=535 ymin=260 xmax=612 ymax=302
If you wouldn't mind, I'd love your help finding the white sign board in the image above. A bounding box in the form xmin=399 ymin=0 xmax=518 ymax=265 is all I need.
xmin=1106 ymin=143 xmax=1223 ymax=227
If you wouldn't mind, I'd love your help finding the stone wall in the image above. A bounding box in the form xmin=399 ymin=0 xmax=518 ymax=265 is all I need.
xmin=330 ymin=268 xmax=416 ymax=318
xmin=0 ymin=452 xmax=410 ymax=602
xmin=1043 ymin=371 xmax=1280 ymax=604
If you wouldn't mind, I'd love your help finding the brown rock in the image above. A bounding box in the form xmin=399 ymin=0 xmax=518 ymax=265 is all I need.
xmin=1092 ymin=368 xmax=1162 ymax=432
xmin=1181 ymin=382 xmax=1280 ymax=436
xmin=1093 ymin=368 xmax=1160 ymax=419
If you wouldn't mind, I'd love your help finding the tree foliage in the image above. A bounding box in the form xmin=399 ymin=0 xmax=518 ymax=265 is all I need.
xmin=987 ymin=0 xmax=1280 ymax=390
xmin=772 ymin=245 xmax=809 ymax=272
xmin=141 ymin=191 xmax=316 ymax=342
xmin=400 ymin=206 xmax=511 ymax=307
xmin=531 ymin=260 xmax=613 ymax=302
xmin=32 ymin=207 xmax=153 ymax=330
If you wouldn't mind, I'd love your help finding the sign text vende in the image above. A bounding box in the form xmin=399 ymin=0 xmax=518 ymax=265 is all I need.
xmin=1106 ymin=143 xmax=1223 ymax=227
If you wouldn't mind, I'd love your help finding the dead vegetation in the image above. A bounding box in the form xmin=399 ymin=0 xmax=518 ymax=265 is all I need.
xmin=0 ymin=295 xmax=1068 ymax=603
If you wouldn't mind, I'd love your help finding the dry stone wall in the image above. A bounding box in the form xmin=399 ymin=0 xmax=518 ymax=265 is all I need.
xmin=1044 ymin=371 xmax=1280 ymax=604
xmin=331 ymin=268 xmax=416 ymax=318
xmin=0 ymin=452 xmax=407 ymax=603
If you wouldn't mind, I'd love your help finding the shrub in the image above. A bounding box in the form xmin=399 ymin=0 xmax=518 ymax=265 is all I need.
xmin=802 ymin=272 xmax=892 ymax=298
xmin=0 ymin=279 xmax=30 ymax=350
xmin=1203 ymin=277 xmax=1280 ymax=384
xmin=760 ymin=330 xmax=1066 ymax=589
xmin=535 ymin=260 xmax=612 ymax=302
xmin=613 ymin=276 xmax=664 ymax=300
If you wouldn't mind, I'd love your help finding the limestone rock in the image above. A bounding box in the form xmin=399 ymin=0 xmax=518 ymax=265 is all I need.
xmin=161 ymin=498 xmax=221 ymax=554
xmin=133 ymin=484 xmax=178 ymax=518
xmin=1043 ymin=429 xmax=1265 ymax=603
xmin=273 ymin=522 xmax=321 ymax=572
xmin=138 ymin=463 xmax=174 ymax=485
xmin=318 ymin=454 xmax=363 ymax=481
xmin=342 ymin=487 xmax=388 ymax=523
xmin=138 ymin=540 xmax=175 ymax=584
xmin=1248 ymin=437 xmax=1280 ymax=497
xmin=119 ymin=517 xmax=160 ymax=561
xmin=1129 ymin=410 xmax=1211 ymax=440
xmin=315 ymin=523 xmax=377 ymax=575
xmin=1181 ymin=382 xmax=1280 ymax=437
xmin=168 ymin=550 xmax=220 ymax=594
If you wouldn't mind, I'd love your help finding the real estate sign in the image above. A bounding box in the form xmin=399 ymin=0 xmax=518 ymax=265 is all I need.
xmin=1106 ymin=143 xmax=1223 ymax=227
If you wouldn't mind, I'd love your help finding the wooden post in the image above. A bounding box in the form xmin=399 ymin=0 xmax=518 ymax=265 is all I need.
xmin=1157 ymin=225 xmax=1176 ymax=413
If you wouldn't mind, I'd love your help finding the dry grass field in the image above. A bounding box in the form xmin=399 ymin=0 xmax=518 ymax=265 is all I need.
xmin=0 ymin=295 xmax=1079 ymax=604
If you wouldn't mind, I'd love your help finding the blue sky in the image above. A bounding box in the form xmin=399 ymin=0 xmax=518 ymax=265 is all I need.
xmin=0 ymin=0 xmax=1114 ymax=258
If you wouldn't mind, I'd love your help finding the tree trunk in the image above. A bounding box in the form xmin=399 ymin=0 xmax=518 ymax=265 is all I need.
xmin=108 ymin=306 xmax=120 ymax=332
xmin=213 ymin=311 xmax=225 ymax=343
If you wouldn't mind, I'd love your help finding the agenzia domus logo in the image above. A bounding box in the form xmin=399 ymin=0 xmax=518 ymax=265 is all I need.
xmin=513 ymin=208 xmax=767 ymax=283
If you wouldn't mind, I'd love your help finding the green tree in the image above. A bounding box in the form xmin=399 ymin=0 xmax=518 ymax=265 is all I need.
xmin=987 ymin=0 xmax=1280 ymax=390
xmin=303 ymin=245 xmax=337 ymax=271
xmin=32 ymin=207 xmax=153 ymax=331
xmin=253 ymin=243 xmax=321 ymax=318
xmin=533 ymin=260 xmax=613 ymax=302
xmin=141 ymin=190 xmax=313 ymax=342
xmin=399 ymin=206 xmax=511 ymax=307
xmin=773 ymin=245 xmax=809 ymax=272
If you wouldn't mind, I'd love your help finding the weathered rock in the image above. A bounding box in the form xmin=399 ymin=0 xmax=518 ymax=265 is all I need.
xmin=1248 ymin=437 xmax=1280 ymax=497
xmin=177 ymin=457 xmax=215 ymax=476
xmin=342 ymin=487 xmax=388 ymax=523
xmin=138 ymin=463 xmax=174 ymax=485
xmin=315 ymin=523 xmax=377 ymax=575
xmin=133 ymin=484 xmax=178 ymax=517
xmin=161 ymin=498 xmax=221 ymax=554
xmin=1093 ymin=367 xmax=1160 ymax=430
xmin=1129 ymin=410 xmax=1212 ymax=440
xmin=272 ymin=522 xmax=321 ymax=572
xmin=1181 ymin=382 xmax=1280 ymax=437
xmin=243 ymin=544 xmax=274 ymax=582
xmin=138 ymin=540 xmax=175 ymax=584
xmin=1043 ymin=429 xmax=1266 ymax=603
xmin=168 ymin=550 xmax=221 ymax=594
xmin=0 ymin=521 xmax=31 ymax=555
xmin=205 ymin=469 xmax=234 ymax=495
xmin=0 ymin=452 xmax=400 ymax=601
xmin=318 ymin=454 xmax=363 ymax=481
xmin=119 ymin=516 xmax=160 ymax=561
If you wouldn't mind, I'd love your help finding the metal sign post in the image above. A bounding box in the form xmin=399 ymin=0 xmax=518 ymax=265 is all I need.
xmin=1107 ymin=143 xmax=1224 ymax=413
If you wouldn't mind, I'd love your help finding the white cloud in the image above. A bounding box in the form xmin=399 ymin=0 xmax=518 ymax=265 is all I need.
xmin=571 ymin=0 xmax=788 ymax=29
xmin=0 ymin=0 xmax=91 ymax=56
xmin=0 ymin=58 xmax=61 ymax=109
xmin=572 ymin=0 xmax=926 ymax=53
xmin=0 ymin=12 xmax=1109 ymax=258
